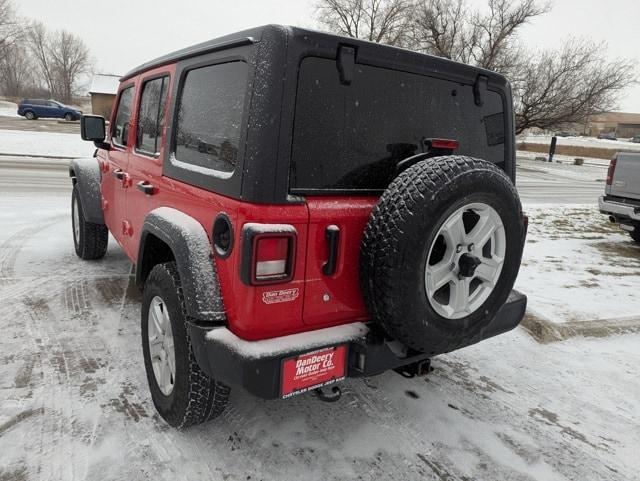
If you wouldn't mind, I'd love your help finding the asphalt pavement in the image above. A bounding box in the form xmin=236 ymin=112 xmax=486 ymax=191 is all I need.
xmin=516 ymin=159 xmax=606 ymax=204
xmin=0 ymin=155 xmax=606 ymax=204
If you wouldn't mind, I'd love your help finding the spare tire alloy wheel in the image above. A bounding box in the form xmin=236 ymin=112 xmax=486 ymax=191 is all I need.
xmin=425 ymin=203 xmax=505 ymax=319
xmin=148 ymin=296 xmax=176 ymax=396
xmin=360 ymin=156 xmax=524 ymax=354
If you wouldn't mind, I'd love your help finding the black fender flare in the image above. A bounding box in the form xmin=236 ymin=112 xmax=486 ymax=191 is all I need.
xmin=137 ymin=207 xmax=225 ymax=323
xmin=69 ymin=158 xmax=104 ymax=224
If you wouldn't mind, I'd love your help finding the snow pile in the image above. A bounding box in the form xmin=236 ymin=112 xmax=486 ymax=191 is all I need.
xmin=0 ymin=129 xmax=94 ymax=158
xmin=522 ymin=134 xmax=639 ymax=150
xmin=0 ymin=100 xmax=19 ymax=117
xmin=515 ymin=204 xmax=640 ymax=322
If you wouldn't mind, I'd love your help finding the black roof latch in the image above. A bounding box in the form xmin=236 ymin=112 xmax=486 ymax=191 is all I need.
xmin=337 ymin=45 xmax=356 ymax=86
xmin=473 ymin=74 xmax=488 ymax=106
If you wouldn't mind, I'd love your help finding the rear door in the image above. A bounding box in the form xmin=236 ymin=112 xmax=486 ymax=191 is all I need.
xmin=101 ymin=84 xmax=135 ymax=255
xmin=126 ymin=70 xmax=172 ymax=253
xmin=290 ymin=57 xmax=508 ymax=326
xmin=45 ymin=101 xmax=60 ymax=118
xmin=610 ymin=153 xmax=640 ymax=200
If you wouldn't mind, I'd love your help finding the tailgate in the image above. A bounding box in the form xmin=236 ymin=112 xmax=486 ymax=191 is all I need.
xmin=609 ymin=152 xmax=640 ymax=200
xmin=301 ymin=197 xmax=377 ymax=326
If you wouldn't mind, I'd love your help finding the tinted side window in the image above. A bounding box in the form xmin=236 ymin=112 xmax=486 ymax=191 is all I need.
xmin=112 ymin=86 xmax=134 ymax=147
xmin=136 ymin=76 xmax=169 ymax=155
xmin=174 ymin=61 xmax=248 ymax=174
xmin=291 ymin=58 xmax=506 ymax=191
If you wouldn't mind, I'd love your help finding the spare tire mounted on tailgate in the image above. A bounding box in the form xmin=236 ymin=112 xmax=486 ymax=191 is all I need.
xmin=360 ymin=156 xmax=524 ymax=354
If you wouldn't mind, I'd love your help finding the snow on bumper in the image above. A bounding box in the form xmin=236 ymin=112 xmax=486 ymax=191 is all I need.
xmin=188 ymin=290 xmax=527 ymax=399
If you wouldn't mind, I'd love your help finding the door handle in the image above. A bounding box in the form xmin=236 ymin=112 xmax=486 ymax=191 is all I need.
xmin=137 ymin=181 xmax=156 ymax=195
xmin=322 ymin=225 xmax=340 ymax=276
xmin=112 ymin=168 xmax=124 ymax=180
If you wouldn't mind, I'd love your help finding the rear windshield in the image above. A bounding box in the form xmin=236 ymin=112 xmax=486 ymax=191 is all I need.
xmin=290 ymin=57 xmax=506 ymax=192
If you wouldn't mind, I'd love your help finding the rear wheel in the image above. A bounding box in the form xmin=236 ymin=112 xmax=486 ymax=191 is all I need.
xmin=72 ymin=185 xmax=108 ymax=260
xmin=360 ymin=156 xmax=525 ymax=354
xmin=141 ymin=262 xmax=229 ymax=428
xmin=24 ymin=110 xmax=36 ymax=120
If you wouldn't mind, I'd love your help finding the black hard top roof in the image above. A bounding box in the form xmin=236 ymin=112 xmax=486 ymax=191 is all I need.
xmin=121 ymin=25 xmax=280 ymax=81
xmin=121 ymin=24 xmax=504 ymax=84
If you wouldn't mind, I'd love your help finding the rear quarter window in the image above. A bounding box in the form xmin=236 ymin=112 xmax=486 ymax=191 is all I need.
xmin=290 ymin=57 xmax=506 ymax=192
xmin=172 ymin=61 xmax=248 ymax=175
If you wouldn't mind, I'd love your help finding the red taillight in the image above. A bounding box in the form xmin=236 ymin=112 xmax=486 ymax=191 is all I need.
xmin=606 ymin=157 xmax=617 ymax=185
xmin=241 ymin=224 xmax=297 ymax=285
xmin=428 ymin=138 xmax=459 ymax=150
xmin=255 ymin=237 xmax=290 ymax=280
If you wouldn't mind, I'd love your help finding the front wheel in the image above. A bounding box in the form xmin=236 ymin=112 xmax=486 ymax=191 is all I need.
xmin=141 ymin=262 xmax=229 ymax=428
xmin=64 ymin=113 xmax=73 ymax=121
xmin=72 ymin=185 xmax=108 ymax=259
xmin=630 ymin=226 xmax=640 ymax=243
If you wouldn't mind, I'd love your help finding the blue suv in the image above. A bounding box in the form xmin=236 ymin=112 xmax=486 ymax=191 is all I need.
xmin=18 ymin=99 xmax=82 ymax=121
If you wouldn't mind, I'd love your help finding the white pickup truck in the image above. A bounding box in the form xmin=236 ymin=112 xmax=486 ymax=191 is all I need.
xmin=599 ymin=152 xmax=640 ymax=242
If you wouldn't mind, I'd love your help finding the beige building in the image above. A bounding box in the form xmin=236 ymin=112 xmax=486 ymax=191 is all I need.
xmin=586 ymin=112 xmax=640 ymax=138
xmin=88 ymin=74 xmax=120 ymax=119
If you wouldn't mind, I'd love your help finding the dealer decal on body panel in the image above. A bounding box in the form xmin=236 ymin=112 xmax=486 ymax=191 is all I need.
xmin=262 ymin=287 xmax=300 ymax=304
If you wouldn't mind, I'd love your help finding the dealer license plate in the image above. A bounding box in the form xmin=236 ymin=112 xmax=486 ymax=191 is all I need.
xmin=280 ymin=345 xmax=347 ymax=399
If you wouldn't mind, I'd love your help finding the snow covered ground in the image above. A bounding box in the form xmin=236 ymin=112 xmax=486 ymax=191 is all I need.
xmin=1 ymin=194 xmax=639 ymax=481
xmin=0 ymin=128 xmax=94 ymax=158
xmin=0 ymin=100 xmax=19 ymax=117
xmin=522 ymin=134 xmax=639 ymax=150
xmin=517 ymin=205 xmax=640 ymax=323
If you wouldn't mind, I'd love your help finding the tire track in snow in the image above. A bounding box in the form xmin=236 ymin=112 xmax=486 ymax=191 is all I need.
xmin=0 ymin=214 xmax=66 ymax=277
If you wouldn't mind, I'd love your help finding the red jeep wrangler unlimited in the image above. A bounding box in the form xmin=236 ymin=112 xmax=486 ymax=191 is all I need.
xmin=71 ymin=25 xmax=526 ymax=428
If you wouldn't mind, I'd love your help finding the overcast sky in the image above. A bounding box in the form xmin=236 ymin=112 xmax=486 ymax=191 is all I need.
xmin=15 ymin=0 xmax=640 ymax=112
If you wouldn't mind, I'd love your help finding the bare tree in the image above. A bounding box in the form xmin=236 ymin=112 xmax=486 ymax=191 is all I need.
xmin=317 ymin=0 xmax=412 ymax=46
xmin=28 ymin=23 xmax=91 ymax=103
xmin=0 ymin=0 xmax=24 ymax=62
xmin=28 ymin=21 xmax=55 ymax=95
xmin=0 ymin=42 xmax=35 ymax=96
xmin=514 ymin=40 xmax=637 ymax=134
xmin=48 ymin=30 xmax=91 ymax=103
xmin=411 ymin=0 xmax=549 ymax=76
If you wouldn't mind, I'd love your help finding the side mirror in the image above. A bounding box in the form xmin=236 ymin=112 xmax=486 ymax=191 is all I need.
xmin=80 ymin=115 xmax=110 ymax=150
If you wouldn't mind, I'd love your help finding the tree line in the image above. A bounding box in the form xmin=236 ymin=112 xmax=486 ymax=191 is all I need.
xmin=0 ymin=0 xmax=91 ymax=104
xmin=316 ymin=0 xmax=637 ymax=133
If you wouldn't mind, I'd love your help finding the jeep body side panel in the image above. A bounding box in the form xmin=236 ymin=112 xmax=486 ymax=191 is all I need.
xmin=137 ymin=208 xmax=225 ymax=322
xmin=69 ymin=157 xmax=104 ymax=224
xmin=109 ymin=56 xmax=314 ymax=340
xmin=125 ymin=64 xmax=175 ymax=258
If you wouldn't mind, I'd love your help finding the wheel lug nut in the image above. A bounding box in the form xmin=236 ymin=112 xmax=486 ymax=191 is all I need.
xmin=456 ymin=245 xmax=462 ymax=253
xmin=468 ymin=243 xmax=474 ymax=252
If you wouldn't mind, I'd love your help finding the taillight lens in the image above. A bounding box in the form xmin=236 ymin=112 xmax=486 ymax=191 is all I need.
xmin=255 ymin=237 xmax=290 ymax=280
xmin=606 ymin=157 xmax=617 ymax=185
xmin=241 ymin=224 xmax=297 ymax=285
xmin=429 ymin=138 xmax=460 ymax=150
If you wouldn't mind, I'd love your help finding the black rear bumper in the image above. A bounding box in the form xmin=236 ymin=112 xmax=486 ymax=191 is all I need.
xmin=189 ymin=290 xmax=527 ymax=399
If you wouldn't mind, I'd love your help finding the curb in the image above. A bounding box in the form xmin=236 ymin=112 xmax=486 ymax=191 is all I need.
xmin=520 ymin=310 xmax=640 ymax=343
